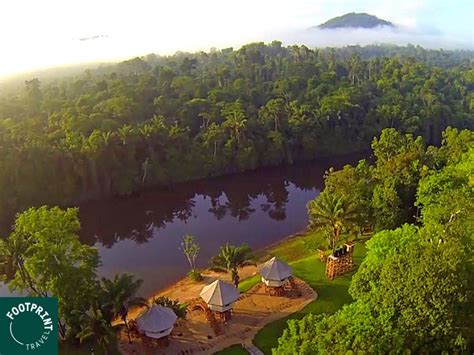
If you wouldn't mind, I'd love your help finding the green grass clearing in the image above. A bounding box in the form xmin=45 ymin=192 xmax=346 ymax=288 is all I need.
xmin=238 ymin=274 xmax=261 ymax=293
xmin=252 ymin=241 xmax=367 ymax=354
xmin=213 ymin=344 xmax=249 ymax=355
xmin=261 ymin=230 xmax=325 ymax=262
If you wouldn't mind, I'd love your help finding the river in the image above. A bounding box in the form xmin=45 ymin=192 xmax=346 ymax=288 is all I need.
xmin=0 ymin=154 xmax=362 ymax=297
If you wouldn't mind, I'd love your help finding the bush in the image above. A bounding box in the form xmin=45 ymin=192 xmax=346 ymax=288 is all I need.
xmin=188 ymin=269 xmax=203 ymax=281
xmin=153 ymin=296 xmax=187 ymax=319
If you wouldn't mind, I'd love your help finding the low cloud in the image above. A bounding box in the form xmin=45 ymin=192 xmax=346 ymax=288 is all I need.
xmin=274 ymin=26 xmax=473 ymax=50
xmin=77 ymin=35 xmax=109 ymax=42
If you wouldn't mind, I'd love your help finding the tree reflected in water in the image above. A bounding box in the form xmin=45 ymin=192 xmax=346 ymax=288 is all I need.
xmin=78 ymin=154 xmax=361 ymax=248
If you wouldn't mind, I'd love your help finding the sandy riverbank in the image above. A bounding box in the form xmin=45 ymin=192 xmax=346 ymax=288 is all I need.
xmin=118 ymin=229 xmax=318 ymax=354
xmin=127 ymin=265 xmax=259 ymax=320
xmin=119 ymin=275 xmax=316 ymax=355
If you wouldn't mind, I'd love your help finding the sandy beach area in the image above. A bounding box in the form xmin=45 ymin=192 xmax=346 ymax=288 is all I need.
xmin=118 ymin=265 xmax=317 ymax=354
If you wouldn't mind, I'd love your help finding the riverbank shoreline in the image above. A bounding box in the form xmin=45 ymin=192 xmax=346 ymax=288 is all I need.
xmin=123 ymin=227 xmax=368 ymax=354
xmin=121 ymin=226 xmax=323 ymax=355
xmin=80 ymin=150 xmax=367 ymax=208
xmin=140 ymin=227 xmax=310 ymax=304
xmin=67 ymin=150 xmax=371 ymax=299
xmin=121 ymin=278 xmax=318 ymax=355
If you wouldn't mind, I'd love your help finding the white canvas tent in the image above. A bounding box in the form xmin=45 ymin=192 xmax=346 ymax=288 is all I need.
xmin=258 ymin=257 xmax=292 ymax=287
xmin=200 ymin=280 xmax=240 ymax=312
xmin=136 ymin=305 xmax=177 ymax=339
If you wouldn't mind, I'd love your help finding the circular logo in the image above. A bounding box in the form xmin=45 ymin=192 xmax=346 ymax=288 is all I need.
xmin=6 ymin=301 xmax=54 ymax=352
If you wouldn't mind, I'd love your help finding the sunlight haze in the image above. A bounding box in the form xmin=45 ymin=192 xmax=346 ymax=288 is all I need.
xmin=0 ymin=0 xmax=472 ymax=77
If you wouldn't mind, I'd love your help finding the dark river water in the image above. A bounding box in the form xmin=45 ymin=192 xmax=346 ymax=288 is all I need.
xmin=0 ymin=154 xmax=362 ymax=297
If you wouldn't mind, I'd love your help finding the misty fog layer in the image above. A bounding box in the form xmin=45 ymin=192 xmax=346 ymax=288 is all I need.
xmin=285 ymin=26 xmax=474 ymax=50
xmin=61 ymin=25 xmax=473 ymax=68
xmin=1 ymin=24 xmax=473 ymax=79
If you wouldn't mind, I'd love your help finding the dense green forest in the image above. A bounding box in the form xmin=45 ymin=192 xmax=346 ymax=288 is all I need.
xmin=1 ymin=127 xmax=472 ymax=352
xmin=0 ymin=43 xmax=472 ymax=220
xmin=277 ymin=127 xmax=474 ymax=353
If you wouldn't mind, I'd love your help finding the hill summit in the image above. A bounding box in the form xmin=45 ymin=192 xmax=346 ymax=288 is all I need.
xmin=317 ymin=12 xmax=394 ymax=29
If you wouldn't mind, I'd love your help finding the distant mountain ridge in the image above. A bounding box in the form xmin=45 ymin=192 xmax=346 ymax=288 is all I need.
xmin=317 ymin=12 xmax=394 ymax=29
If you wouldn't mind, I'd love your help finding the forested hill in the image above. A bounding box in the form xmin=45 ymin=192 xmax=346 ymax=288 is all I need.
xmin=317 ymin=12 xmax=394 ymax=29
xmin=0 ymin=43 xmax=472 ymax=218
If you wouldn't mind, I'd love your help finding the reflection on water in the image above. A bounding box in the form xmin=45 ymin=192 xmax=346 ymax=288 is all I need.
xmin=0 ymin=154 xmax=363 ymax=297
xmin=78 ymin=164 xmax=324 ymax=248
xmin=78 ymin=154 xmax=362 ymax=297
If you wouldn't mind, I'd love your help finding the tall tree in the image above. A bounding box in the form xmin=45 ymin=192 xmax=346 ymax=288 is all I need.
xmin=75 ymin=304 xmax=116 ymax=353
xmin=180 ymin=234 xmax=200 ymax=274
xmin=101 ymin=273 xmax=147 ymax=344
xmin=274 ymin=138 xmax=473 ymax=354
xmin=0 ymin=206 xmax=99 ymax=339
xmin=307 ymin=191 xmax=357 ymax=253
xmin=222 ymin=101 xmax=247 ymax=146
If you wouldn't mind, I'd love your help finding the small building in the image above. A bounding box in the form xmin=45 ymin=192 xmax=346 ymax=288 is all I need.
xmin=259 ymin=257 xmax=292 ymax=287
xmin=136 ymin=305 xmax=177 ymax=346
xmin=258 ymin=257 xmax=294 ymax=296
xmin=200 ymin=279 xmax=240 ymax=321
xmin=325 ymin=243 xmax=354 ymax=280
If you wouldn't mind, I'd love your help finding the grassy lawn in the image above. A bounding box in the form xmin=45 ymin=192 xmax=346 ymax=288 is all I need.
xmin=264 ymin=230 xmax=325 ymax=262
xmin=252 ymin=240 xmax=367 ymax=354
xmin=216 ymin=230 xmax=367 ymax=355
xmin=214 ymin=344 xmax=249 ymax=355
xmin=238 ymin=274 xmax=261 ymax=293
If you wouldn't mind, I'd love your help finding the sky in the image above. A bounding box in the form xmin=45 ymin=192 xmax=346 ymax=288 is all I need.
xmin=0 ymin=0 xmax=473 ymax=77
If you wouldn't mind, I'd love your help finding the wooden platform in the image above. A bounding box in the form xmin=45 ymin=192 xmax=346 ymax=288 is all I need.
xmin=263 ymin=276 xmax=300 ymax=297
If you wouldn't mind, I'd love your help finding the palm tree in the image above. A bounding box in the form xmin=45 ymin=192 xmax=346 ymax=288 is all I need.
xmin=153 ymin=296 xmax=187 ymax=319
xmin=259 ymin=98 xmax=288 ymax=132
xmin=101 ymin=274 xmax=147 ymax=344
xmin=117 ymin=125 xmax=135 ymax=145
xmin=76 ymin=304 xmax=115 ymax=354
xmin=348 ymin=53 xmax=362 ymax=85
xmin=307 ymin=191 xmax=357 ymax=254
xmin=222 ymin=102 xmax=247 ymax=146
xmin=202 ymin=123 xmax=224 ymax=158
xmin=211 ymin=243 xmax=254 ymax=288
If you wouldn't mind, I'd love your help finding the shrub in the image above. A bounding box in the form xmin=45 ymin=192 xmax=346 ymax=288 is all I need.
xmin=153 ymin=296 xmax=187 ymax=319
xmin=188 ymin=269 xmax=203 ymax=281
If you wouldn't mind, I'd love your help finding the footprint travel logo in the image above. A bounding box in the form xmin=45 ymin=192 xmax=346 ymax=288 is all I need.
xmin=0 ymin=297 xmax=58 ymax=355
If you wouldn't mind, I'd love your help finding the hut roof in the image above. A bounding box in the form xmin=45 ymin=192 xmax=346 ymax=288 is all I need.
xmin=258 ymin=257 xmax=292 ymax=281
xmin=200 ymin=280 xmax=240 ymax=307
xmin=136 ymin=305 xmax=177 ymax=335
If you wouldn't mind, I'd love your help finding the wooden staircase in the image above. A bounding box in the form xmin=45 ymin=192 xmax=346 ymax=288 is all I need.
xmin=205 ymin=306 xmax=223 ymax=335
xmin=189 ymin=300 xmax=223 ymax=336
